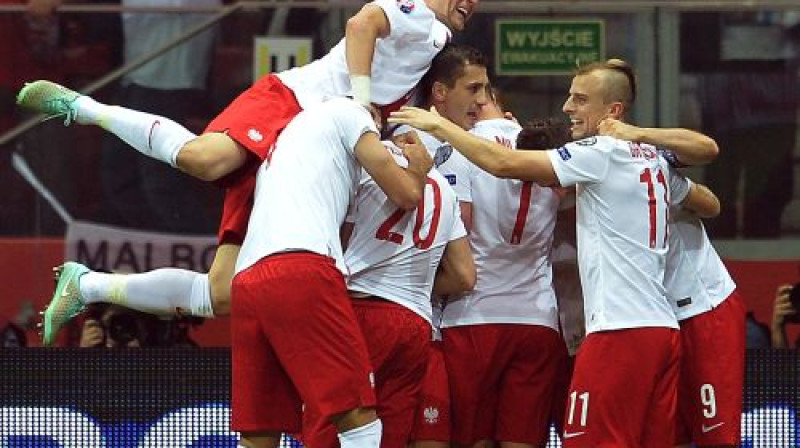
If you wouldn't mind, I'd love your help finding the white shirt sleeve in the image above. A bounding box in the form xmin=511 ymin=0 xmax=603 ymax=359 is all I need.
xmin=437 ymin=148 xmax=473 ymax=202
xmin=546 ymin=136 xmax=614 ymax=187
xmin=448 ymin=190 xmax=468 ymax=241
xmin=667 ymin=163 xmax=692 ymax=206
xmin=330 ymin=99 xmax=380 ymax=151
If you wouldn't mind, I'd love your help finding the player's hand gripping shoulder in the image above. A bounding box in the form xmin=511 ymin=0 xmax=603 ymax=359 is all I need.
xmin=597 ymin=117 xmax=719 ymax=165
xmin=389 ymin=106 xmax=452 ymax=140
xmin=397 ymin=130 xmax=434 ymax=178
xmin=596 ymin=118 xmax=642 ymax=142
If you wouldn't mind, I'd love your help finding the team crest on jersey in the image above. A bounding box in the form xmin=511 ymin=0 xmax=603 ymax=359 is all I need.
xmin=247 ymin=128 xmax=264 ymax=143
xmin=396 ymin=0 xmax=415 ymax=14
xmin=575 ymin=136 xmax=597 ymax=146
xmin=557 ymin=146 xmax=572 ymax=161
xmin=423 ymin=407 xmax=439 ymax=424
xmin=434 ymin=144 xmax=453 ymax=167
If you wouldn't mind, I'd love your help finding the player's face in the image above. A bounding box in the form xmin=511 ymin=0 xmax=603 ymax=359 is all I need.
xmin=438 ymin=0 xmax=479 ymax=32
xmin=437 ymin=63 xmax=489 ymax=130
xmin=562 ymin=72 xmax=614 ymax=140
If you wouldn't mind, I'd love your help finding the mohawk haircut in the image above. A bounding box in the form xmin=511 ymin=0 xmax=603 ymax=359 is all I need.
xmin=576 ymin=58 xmax=637 ymax=109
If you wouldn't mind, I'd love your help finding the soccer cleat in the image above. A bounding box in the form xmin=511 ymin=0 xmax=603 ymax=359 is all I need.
xmin=41 ymin=262 xmax=89 ymax=346
xmin=16 ymin=80 xmax=81 ymax=126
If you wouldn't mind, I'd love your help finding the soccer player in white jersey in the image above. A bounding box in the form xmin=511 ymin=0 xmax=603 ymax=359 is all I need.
xmin=389 ymin=59 xmax=719 ymax=448
xmin=438 ymin=93 xmax=568 ymax=448
xmin=231 ymin=96 xmax=432 ymax=448
xmin=303 ymin=141 xmax=475 ymax=448
xmin=18 ymin=0 xmax=480 ymax=346
xmin=597 ymin=119 xmax=743 ymax=448
xmin=386 ymin=44 xmax=489 ymax=448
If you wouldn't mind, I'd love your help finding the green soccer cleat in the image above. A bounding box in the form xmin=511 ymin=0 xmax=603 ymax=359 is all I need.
xmin=41 ymin=262 xmax=89 ymax=346
xmin=16 ymin=80 xmax=81 ymax=126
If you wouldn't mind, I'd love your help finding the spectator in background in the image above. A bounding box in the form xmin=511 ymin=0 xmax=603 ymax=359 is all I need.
xmin=771 ymin=283 xmax=799 ymax=348
xmin=699 ymin=13 xmax=800 ymax=238
xmin=100 ymin=0 xmax=222 ymax=233
xmin=745 ymin=311 xmax=771 ymax=349
xmin=0 ymin=0 xmax=66 ymax=235
xmin=0 ymin=317 xmax=27 ymax=347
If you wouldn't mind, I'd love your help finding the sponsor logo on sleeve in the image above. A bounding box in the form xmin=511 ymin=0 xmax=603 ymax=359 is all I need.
xmin=557 ymin=146 xmax=572 ymax=161
xmin=397 ymin=0 xmax=415 ymax=14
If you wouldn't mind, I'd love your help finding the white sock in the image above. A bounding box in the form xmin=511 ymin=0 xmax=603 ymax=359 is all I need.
xmin=80 ymin=269 xmax=213 ymax=318
xmin=74 ymin=96 xmax=195 ymax=167
xmin=338 ymin=419 xmax=382 ymax=448
xmin=189 ymin=273 xmax=215 ymax=317
xmin=73 ymin=95 xmax=109 ymax=125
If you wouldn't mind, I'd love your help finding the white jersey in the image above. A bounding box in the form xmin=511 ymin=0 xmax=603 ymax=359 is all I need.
xmin=394 ymin=126 xmax=473 ymax=190
xmin=547 ymin=136 xmax=679 ymax=334
xmin=235 ymin=98 xmax=379 ymax=275
xmin=277 ymin=0 xmax=450 ymax=109
xmin=664 ymin=167 xmax=736 ymax=321
xmin=345 ymin=149 xmax=466 ymax=324
xmin=440 ymin=119 xmax=561 ymax=329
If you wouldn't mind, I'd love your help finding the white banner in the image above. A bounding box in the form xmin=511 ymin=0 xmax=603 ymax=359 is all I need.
xmin=65 ymin=221 xmax=217 ymax=273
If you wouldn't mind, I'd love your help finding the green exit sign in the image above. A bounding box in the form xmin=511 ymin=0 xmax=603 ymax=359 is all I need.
xmin=496 ymin=19 xmax=605 ymax=76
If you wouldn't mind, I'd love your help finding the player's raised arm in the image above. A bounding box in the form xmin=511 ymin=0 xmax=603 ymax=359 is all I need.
xmin=390 ymin=106 xmax=559 ymax=185
xmin=346 ymin=3 xmax=391 ymax=106
xmin=597 ymin=118 xmax=719 ymax=166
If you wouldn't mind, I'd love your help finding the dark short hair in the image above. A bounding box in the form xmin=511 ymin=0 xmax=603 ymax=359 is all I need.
xmin=417 ymin=44 xmax=487 ymax=105
xmin=516 ymin=118 xmax=571 ymax=151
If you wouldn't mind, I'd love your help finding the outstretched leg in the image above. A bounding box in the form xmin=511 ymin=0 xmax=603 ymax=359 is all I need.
xmin=16 ymin=80 xmax=247 ymax=181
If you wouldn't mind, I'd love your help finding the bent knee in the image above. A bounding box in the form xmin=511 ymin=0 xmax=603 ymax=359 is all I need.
xmin=176 ymin=133 xmax=247 ymax=181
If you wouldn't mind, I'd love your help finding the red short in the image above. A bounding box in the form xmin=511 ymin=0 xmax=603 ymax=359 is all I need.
xmin=563 ymin=327 xmax=680 ymax=448
xmin=230 ymin=252 xmax=376 ymax=433
xmin=303 ymin=298 xmax=430 ymax=448
xmin=551 ymin=355 xmax=576 ymax=437
xmin=675 ymin=291 xmax=746 ymax=446
xmin=205 ymin=74 xmax=303 ymax=244
xmin=443 ymin=324 xmax=568 ymax=446
xmin=409 ymin=341 xmax=451 ymax=442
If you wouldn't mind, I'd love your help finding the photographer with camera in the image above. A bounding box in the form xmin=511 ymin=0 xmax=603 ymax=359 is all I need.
xmin=771 ymin=284 xmax=800 ymax=348
xmin=79 ymin=303 xmax=156 ymax=348
xmin=78 ymin=303 xmax=201 ymax=348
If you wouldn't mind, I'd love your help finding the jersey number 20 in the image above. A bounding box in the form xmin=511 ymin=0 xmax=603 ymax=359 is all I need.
xmin=376 ymin=178 xmax=442 ymax=249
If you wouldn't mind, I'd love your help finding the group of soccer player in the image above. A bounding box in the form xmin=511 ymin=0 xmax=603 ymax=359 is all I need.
xmin=17 ymin=0 xmax=746 ymax=447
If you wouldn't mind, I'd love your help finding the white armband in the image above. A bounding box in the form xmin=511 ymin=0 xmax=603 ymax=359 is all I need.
xmin=350 ymin=75 xmax=372 ymax=106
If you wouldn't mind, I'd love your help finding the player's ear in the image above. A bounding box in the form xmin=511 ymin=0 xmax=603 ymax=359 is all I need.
xmin=432 ymin=81 xmax=448 ymax=103
xmin=608 ymin=101 xmax=625 ymax=119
